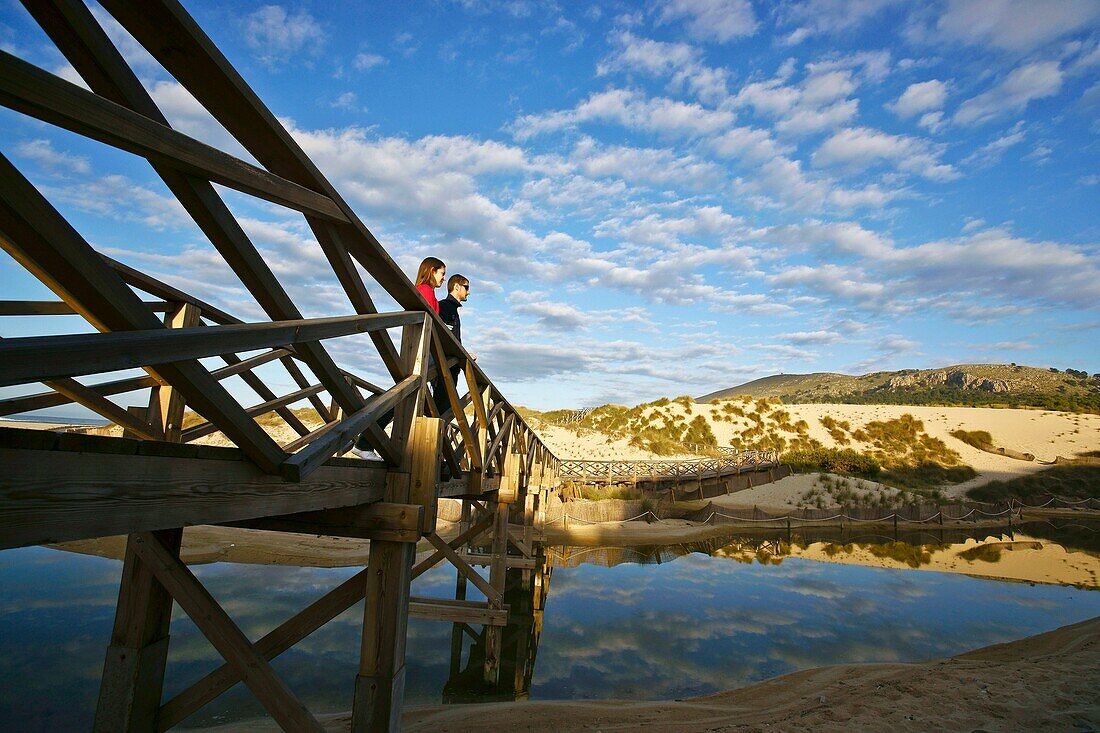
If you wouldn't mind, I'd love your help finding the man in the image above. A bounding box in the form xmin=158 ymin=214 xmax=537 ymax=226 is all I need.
xmin=439 ymin=273 xmax=469 ymax=344
xmin=433 ymin=274 xmax=471 ymax=417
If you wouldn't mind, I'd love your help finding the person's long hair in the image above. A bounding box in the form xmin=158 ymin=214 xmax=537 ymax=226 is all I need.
xmin=415 ymin=256 xmax=445 ymax=286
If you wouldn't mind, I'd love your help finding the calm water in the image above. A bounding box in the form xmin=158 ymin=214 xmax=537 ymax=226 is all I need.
xmin=2 ymin=522 xmax=1099 ymax=730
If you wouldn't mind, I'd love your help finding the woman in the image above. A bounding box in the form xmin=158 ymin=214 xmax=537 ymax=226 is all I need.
xmin=415 ymin=256 xmax=446 ymax=314
xmin=352 ymin=256 xmax=445 ymax=461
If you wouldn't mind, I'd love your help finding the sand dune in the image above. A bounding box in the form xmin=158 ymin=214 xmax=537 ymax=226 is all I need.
xmin=535 ymin=403 xmax=1100 ymax=503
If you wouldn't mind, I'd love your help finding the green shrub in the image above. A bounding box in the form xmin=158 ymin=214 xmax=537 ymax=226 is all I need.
xmin=949 ymin=429 xmax=994 ymax=449
xmin=784 ymin=447 xmax=881 ymax=475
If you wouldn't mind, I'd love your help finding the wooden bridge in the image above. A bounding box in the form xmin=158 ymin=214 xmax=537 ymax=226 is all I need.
xmin=558 ymin=448 xmax=784 ymax=498
xmin=0 ymin=3 xmax=795 ymax=730
xmin=0 ymin=1 xmax=560 ymax=730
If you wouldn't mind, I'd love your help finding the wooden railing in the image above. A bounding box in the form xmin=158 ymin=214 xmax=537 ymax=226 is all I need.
xmin=558 ymin=449 xmax=780 ymax=483
xmin=0 ymin=3 xmax=561 ymax=729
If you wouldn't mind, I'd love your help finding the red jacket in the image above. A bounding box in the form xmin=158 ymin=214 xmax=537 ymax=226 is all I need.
xmin=416 ymin=283 xmax=439 ymax=314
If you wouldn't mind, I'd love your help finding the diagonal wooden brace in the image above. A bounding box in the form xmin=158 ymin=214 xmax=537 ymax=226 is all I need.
xmin=129 ymin=531 xmax=324 ymax=733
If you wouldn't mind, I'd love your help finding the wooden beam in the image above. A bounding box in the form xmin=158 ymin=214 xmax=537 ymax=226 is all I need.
xmin=461 ymin=554 xmax=538 ymax=570
xmin=0 ymin=311 xmax=420 ymax=388
xmin=353 ymin=539 xmax=414 ymax=731
xmin=425 ymin=532 xmax=503 ymax=606
xmin=409 ymin=416 xmax=441 ymax=534
xmin=157 ymin=567 xmax=370 ymax=730
xmin=0 ymin=151 xmax=285 ymax=471
xmin=280 ymin=374 xmax=419 ymax=481
xmin=42 ymin=376 xmax=159 ymax=439
xmin=0 ymin=51 xmax=347 ymax=223
xmin=432 ymin=338 xmax=479 ymax=471
xmin=485 ymin=414 xmax=515 ymax=473
xmin=148 ymin=302 xmax=200 ymax=441
xmin=410 ymin=513 xmax=494 ymax=580
xmin=408 ymin=597 xmax=508 ymax=626
xmin=222 ymin=502 xmax=423 ymax=542
xmin=129 ymin=532 xmax=324 ymax=732
xmin=0 ymin=299 xmax=171 ymax=315
xmin=182 ymin=382 xmax=325 ymax=442
xmin=0 ymin=429 xmax=386 ymax=549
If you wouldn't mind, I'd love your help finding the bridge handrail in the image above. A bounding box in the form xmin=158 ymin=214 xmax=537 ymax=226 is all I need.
xmin=557 ymin=449 xmax=780 ymax=481
xmin=0 ymin=16 xmax=560 ymax=484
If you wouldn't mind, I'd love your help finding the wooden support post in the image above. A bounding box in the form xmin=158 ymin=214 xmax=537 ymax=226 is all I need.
xmin=93 ymin=528 xmax=182 ymax=733
xmin=148 ymin=302 xmax=201 ymax=441
xmin=95 ymin=297 xmax=199 ymax=731
xmin=352 ymin=316 xmax=430 ymax=732
xmin=484 ymin=496 xmax=509 ymax=684
xmin=353 ymin=539 xmax=414 ymax=733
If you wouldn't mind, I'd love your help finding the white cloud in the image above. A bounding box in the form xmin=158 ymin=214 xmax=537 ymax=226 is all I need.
xmin=732 ymin=66 xmax=861 ymax=136
xmin=353 ymin=52 xmax=386 ymax=70
xmin=655 ymin=0 xmax=759 ymax=43
xmin=778 ymin=330 xmax=842 ymax=345
xmin=769 ymin=264 xmax=887 ymax=301
xmin=510 ymin=88 xmax=736 ymax=140
xmin=733 ymin=156 xmax=903 ymax=212
xmin=710 ymin=125 xmax=792 ymax=162
xmin=917 ymin=110 xmax=945 ymax=133
xmin=955 ymin=61 xmax=1064 ymax=125
xmin=813 ymin=126 xmax=958 ymax=181
xmin=241 ymin=5 xmax=326 ymax=68
xmin=571 ymin=137 xmax=724 ymax=190
xmin=961 ymin=123 xmax=1026 ymax=167
xmin=779 ymin=0 xmax=903 ymax=40
xmin=934 ymin=0 xmax=1100 ymax=53
xmin=886 ymin=228 xmax=1100 ymax=308
xmin=42 ymin=174 xmax=191 ymax=231
xmin=597 ymin=31 xmax=730 ymax=104
xmin=331 ymin=91 xmax=359 ymax=110
xmin=511 ymin=300 xmax=650 ymax=331
xmin=888 ymin=79 xmax=948 ymax=118
xmin=13 ymin=139 xmax=90 ymax=175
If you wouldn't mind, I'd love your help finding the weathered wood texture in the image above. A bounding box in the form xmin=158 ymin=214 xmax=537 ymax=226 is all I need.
xmin=0 ymin=428 xmax=386 ymax=550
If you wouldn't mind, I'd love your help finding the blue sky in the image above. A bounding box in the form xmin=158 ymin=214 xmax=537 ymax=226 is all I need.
xmin=1 ymin=0 xmax=1099 ymax=410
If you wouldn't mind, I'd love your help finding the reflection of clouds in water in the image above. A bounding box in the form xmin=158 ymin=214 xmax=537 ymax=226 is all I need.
xmin=782 ymin=575 xmax=852 ymax=600
xmin=8 ymin=545 xmax=1100 ymax=728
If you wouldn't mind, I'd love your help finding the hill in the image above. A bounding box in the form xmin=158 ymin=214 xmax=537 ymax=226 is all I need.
xmin=698 ymin=364 xmax=1100 ymax=413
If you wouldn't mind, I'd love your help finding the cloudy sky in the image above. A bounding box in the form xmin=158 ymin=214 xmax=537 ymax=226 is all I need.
xmin=1 ymin=0 xmax=1098 ymax=410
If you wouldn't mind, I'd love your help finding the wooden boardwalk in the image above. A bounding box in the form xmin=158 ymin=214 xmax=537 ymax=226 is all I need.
xmin=0 ymin=2 xmax=558 ymax=729
xmin=558 ymin=448 xmax=781 ymax=491
xmin=0 ymin=3 xmax=793 ymax=730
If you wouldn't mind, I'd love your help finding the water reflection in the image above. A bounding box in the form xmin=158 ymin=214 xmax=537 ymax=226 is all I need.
xmin=547 ymin=520 xmax=1100 ymax=587
xmin=2 ymin=520 xmax=1099 ymax=729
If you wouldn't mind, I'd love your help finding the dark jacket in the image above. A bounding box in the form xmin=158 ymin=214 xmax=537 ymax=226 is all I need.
xmin=439 ymin=294 xmax=462 ymax=343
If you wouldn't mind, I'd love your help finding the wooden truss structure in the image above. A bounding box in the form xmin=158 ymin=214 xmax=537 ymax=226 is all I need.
xmin=0 ymin=1 xmax=562 ymax=730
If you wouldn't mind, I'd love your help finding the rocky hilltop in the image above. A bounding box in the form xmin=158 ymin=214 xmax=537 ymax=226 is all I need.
xmin=699 ymin=364 xmax=1099 ymax=412
xmin=878 ymin=369 xmax=1008 ymax=393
